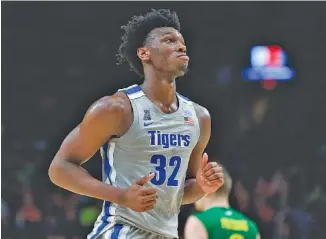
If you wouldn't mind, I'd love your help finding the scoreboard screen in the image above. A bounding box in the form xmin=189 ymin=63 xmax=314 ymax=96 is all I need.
xmin=242 ymin=45 xmax=295 ymax=90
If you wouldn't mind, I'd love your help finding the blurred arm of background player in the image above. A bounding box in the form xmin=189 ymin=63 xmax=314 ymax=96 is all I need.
xmin=182 ymin=104 xmax=224 ymax=205
xmin=48 ymin=92 xmax=158 ymax=212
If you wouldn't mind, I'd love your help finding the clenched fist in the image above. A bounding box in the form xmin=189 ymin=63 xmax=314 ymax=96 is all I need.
xmin=119 ymin=172 xmax=158 ymax=212
xmin=196 ymin=153 xmax=224 ymax=194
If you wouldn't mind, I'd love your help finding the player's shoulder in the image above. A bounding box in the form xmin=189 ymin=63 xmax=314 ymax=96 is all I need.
xmin=229 ymin=207 xmax=249 ymax=218
xmin=192 ymin=210 xmax=206 ymax=218
xmin=177 ymin=92 xmax=192 ymax=103
xmin=192 ymin=207 xmax=216 ymax=220
xmin=191 ymin=211 xmax=206 ymax=226
xmin=191 ymin=209 xmax=218 ymax=231
xmin=247 ymin=217 xmax=259 ymax=231
xmin=230 ymin=208 xmax=259 ymax=230
xmin=86 ymin=91 xmax=131 ymax=119
xmin=193 ymin=102 xmax=210 ymax=121
xmin=176 ymin=92 xmax=210 ymax=119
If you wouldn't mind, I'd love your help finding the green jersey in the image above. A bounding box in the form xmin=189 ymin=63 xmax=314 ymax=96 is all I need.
xmin=193 ymin=207 xmax=259 ymax=239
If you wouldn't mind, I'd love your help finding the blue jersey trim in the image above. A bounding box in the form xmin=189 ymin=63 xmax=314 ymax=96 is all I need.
xmin=111 ymin=224 xmax=123 ymax=238
xmin=89 ymin=219 xmax=108 ymax=239
xmin=89 ymin=143 xmax=113 ymax=239
xmin=102 ymin=143 xmax=112 ymax=218
xmin=123 ymin=85 xmax=142 ymax=95
xmin=177 ymin=92 xmax=191 ymax=102
xmin=102 ymin=143 xmax=112 ymax=184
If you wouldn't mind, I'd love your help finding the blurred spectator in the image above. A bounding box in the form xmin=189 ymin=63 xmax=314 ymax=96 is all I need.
xmin=2 ymin=198 xmax=10 ymax=225
xmin=2 ymin=198 xmax=13 ymax=239
xmin=50 ymin=193 xmax=66 ymax=220
xmin=78 ymin=201 xmax=101 ymax=237
xmin=234 ymin=181 xmax=250 ymax=212
xmin=15 ymin=193 xmax=42 ymax=238
xmin=64 ymin=206 xmax=81 ymax=239
xmin=43 ymin=214 xmax=66 ymax=239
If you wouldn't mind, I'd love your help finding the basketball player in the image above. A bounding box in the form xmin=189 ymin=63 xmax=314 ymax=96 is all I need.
xmin=184 ymin=168 xmax=260 ymax=239
xmin=48 ymin=9 xmax=224 ymax=239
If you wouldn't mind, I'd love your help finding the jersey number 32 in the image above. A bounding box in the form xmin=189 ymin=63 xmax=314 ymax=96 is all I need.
xmin=150 ymin=154 xmax=181 ymax=186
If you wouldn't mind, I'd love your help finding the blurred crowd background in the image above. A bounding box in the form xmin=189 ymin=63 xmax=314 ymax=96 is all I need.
xmin=2 ymin=2 xmax=326 ymax=239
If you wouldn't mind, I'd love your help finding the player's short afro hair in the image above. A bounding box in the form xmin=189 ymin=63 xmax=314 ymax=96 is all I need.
xmin=117 ymin=9 xmax=181 ymax=77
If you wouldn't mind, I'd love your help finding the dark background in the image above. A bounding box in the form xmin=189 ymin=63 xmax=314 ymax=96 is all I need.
xmin=2 ymin=2 xmax=326 ymax=239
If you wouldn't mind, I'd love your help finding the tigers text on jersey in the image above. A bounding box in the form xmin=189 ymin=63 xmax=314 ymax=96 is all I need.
xmin=88 ymin=85 xmax=200 ymax=239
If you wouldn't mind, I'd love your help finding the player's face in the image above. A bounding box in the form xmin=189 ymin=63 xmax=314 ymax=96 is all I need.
xmin=145 ymin=27 xmax=189 ymax=77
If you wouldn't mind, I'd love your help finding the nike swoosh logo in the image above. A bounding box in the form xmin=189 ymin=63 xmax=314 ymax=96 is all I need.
xmin=144 ymin=121 xmax=154 ymax=127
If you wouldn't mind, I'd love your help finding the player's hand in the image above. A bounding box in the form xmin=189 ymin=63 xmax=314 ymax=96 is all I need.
xmin=196 ymin=153 xmax=224 ymax=194
xmin=119 ymin=172 xmax=158 ymax=212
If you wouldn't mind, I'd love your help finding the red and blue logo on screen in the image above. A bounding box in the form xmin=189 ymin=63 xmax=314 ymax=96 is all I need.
xmin=243 ymin=45 xmax=295 ymax=81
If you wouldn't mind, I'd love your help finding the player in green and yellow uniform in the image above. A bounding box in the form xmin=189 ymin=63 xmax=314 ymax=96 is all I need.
xmin=184 ymin=168 xmax=261 ymax=239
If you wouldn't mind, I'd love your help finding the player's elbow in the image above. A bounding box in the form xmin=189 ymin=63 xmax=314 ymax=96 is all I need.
xmin=48 ymin=159 xmax=63 ymax=186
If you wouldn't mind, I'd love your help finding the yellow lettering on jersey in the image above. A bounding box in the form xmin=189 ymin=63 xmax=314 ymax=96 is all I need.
xmin=229 ymin=234 xmax=244 ymax=239
xmin=220 ymin=218 xmax=249 ymax=231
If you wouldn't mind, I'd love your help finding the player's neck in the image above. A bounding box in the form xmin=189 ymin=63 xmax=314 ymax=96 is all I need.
xmin=205 ymin=197 xmax=230 ymax=210
xmin=142 ymin=71 xmax=178 ymax=110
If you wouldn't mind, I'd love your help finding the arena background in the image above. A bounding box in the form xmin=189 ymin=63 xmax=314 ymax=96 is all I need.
xmin=2 ymin=2 xmax=326 ymax=239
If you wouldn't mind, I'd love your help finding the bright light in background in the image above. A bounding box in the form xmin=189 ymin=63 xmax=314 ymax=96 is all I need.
xmin=251 ymin=46 xmax=270 ymax=67
xmin=243 ymin=45 xmax=295 ymax=90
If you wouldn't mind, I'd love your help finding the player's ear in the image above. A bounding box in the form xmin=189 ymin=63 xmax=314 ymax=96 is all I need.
xmin=137 ymin=47 xmax=150 ymax=62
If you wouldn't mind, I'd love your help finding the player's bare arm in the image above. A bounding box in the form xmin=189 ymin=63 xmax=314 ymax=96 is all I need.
xmin=184 ymin=215 xmax=208 ymax=239
xmin=182 ymin=103 xmax=224 ymax=204
xmin=48 ymin=92 xmax=157 ymax=212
